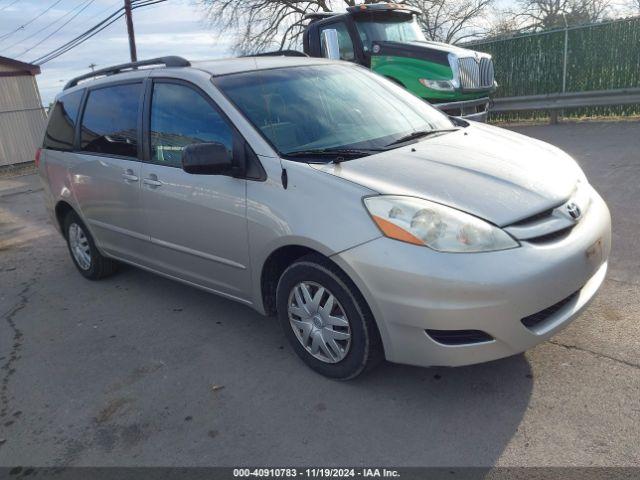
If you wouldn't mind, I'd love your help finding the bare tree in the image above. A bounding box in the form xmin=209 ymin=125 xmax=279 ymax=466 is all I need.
xmin=501 ymin=0 xmax=614 ymax=32
xmin=486 ymin=11 xmax=522 ymax=37
xmin=406 ymin=0 xmax=495 ymax=43
xmin=200 ymin=0 xmax=493 ymax=53
xmin=199 ymin=0 xmax=360 ymax=54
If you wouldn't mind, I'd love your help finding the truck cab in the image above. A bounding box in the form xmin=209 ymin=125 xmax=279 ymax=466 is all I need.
xmin=302 ymin=2 xmax=496 ymax=121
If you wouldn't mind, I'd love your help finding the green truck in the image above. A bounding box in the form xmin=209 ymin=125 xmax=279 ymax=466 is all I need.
xmin=302 ymin=2 xmax=496 ymax=121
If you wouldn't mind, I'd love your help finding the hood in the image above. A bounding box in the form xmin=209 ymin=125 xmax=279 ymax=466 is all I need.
xmin=310 ymin=123 xmax=584 ymax=227
xmin=371 ymin=40 xmax=485 ymax=66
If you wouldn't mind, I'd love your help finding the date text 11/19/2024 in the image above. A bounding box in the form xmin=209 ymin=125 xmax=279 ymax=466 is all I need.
xmin=233 ymin=468 xmax=400 ymax=478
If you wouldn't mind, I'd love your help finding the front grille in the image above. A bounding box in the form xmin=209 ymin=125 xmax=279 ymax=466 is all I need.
xmin=521 ymin=290 xmax=580 ymax=329
xmin=525 ymin=227 xmax=574 ymax=244
xmin=509 ymin=208 xmax=555 ymax=227
xmin=426 ymin=329 xmax=494 ymax=346
xmin=458 ymin=57 xmax=494 ymax=90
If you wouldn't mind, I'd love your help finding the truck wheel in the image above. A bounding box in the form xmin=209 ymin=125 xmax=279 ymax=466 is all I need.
xmin=276 ymin=254 xmax=383 ymax=379
xmin=63 ymin=211 xmax=118 ymax=280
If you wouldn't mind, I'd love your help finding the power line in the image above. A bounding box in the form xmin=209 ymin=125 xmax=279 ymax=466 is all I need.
xmin=33 ymin=0 xmax=169 ymax=65
xmin=34 ymin=14 xmax=124 ymax=64
xmin=0 ymin=0 xmax=66 ymax=42
xmin=5 ymin=0 xmax=125 ymax=58
xmin=131 ymin=0 xmax=168 ymax=7
xmin=32 ymin=7 xmax=126 ymax=64
xmin=1 ymin=0 xmax=93 ymax=54
xmin=0 ymin=0 xmax=21 ymax=13
xmin=14 ymin=0 xmax=98 ymax=59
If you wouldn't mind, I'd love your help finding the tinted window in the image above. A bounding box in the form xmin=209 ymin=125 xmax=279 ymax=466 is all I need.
xmin=43 ymin=90 xmax=83 ymax=151
xmin=149 ymin=82 xmax=233 ymax=168
xmin=80 ymin=83 xmax=141 ymax=158
xmin=319 ymin=22 xmax=355 ymax=61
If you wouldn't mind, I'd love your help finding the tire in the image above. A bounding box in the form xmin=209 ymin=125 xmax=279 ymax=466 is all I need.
xmin=63 ymin=210 xmax=118 ymax=280
xmin=276 ymin=254 xmax=383 ymax=379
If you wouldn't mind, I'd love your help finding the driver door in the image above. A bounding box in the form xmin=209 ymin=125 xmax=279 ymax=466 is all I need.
xmin=140 ymin=79 xmax=251 ymax=302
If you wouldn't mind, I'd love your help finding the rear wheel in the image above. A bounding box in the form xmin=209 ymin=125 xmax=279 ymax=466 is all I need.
xmin=63 ymin=211 xmax=118 ymax=280
xmin=276 ymin=254 xmax=383 ymax=379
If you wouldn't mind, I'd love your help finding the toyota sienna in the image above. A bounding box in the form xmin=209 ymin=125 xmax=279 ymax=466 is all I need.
xmin=38 ymin=56 xmax=611 ymax=379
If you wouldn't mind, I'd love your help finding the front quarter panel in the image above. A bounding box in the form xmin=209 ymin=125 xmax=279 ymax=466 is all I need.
xmin=247 ymin=158 xmax=382 ymax=313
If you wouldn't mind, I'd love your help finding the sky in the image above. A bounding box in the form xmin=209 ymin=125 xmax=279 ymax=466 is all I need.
xmin=0 ymin=0 xmax=235 ymax=105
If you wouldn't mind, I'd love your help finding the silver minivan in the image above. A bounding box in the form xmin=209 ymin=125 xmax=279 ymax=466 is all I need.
xmin=38 ymin=56 xmax=611 ymax=379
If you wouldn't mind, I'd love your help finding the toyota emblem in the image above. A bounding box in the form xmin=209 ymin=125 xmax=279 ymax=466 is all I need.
xmin=567 ymin=202 xmax=581 ymax=219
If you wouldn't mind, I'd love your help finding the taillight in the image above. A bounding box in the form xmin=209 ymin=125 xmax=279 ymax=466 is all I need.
xmin=35 ymin=148 xmax=42 ymax=168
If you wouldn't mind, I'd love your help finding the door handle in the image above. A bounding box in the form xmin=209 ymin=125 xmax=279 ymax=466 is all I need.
xmin=143 ymin=174 xmax=162 ymax=188
xmin=122 ymin=169 xmax=138 ymax=182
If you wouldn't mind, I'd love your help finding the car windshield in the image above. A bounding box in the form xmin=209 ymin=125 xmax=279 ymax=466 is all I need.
xmin=213 ymin=64 xmax=454 ymax=158
xmin=355 ymin=13 xmax=427 ymax=52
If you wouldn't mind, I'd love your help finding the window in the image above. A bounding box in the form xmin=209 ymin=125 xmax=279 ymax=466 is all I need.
xmin=355 ymin=14 xmax=427 ymax=52
xmin=80 ymin=83 xmax=141 ymax=158
xmin=319 ymin=22 xmax=356 ymax=61
xmin=43 ymin=90 xmax=83 ymax=151
xmin=149 ymin=82 xmax=233 ymax=168
xmin=214 ymin=64 xmax=453 ymax=156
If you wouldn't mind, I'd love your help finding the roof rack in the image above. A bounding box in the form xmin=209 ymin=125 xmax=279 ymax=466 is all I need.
xmin=248 ymin=50 xmax=309 ymax=58
xmin=63 ymin=56 xmax=190 ymax=90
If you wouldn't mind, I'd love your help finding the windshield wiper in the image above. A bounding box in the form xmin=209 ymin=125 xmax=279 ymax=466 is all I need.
xmin=284 ymin=147 xmax=383 ymax=162
xmin=386 ymin=128 xmax=459 ymax=147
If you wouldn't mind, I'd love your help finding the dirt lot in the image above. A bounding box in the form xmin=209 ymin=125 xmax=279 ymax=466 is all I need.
xmin=0 ymin=121 xmax=638 ymax=467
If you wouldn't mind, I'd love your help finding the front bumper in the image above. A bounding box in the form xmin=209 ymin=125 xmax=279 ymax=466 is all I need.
xmin=331 ymin=190 xmax=611 ymax=368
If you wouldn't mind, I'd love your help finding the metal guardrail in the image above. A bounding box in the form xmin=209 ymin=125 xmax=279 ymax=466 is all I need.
xmin=435 ymin=97 xmax=490 ymax=122
xmin=491 ymin=87 xmax=640 ymax=113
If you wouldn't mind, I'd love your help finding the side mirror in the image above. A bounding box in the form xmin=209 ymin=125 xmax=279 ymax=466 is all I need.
xmin=181 ymin=142 xmax=232 ymax=175
xmin=321 ymin=29 xmax=341 ymax=60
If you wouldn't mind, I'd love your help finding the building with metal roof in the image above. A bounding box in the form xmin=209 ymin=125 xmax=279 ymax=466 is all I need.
xmin=0 ymin=56 xmax=47 ymax=168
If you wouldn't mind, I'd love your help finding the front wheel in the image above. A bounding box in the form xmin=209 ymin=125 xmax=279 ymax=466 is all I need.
xmin=276 ymin=254 xmax=383 ymax=379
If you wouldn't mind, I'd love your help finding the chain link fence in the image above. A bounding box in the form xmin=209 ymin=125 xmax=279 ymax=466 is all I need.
xmin=465 ymin=16 xmax=640 ymax=121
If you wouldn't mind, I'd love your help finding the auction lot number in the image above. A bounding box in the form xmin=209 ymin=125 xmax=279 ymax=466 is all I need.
xmin=233 ymin=468 xmax=400 ymax=478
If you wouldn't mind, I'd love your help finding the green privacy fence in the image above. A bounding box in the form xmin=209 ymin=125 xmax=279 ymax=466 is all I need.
xmin=465 ymin=16 xmax=640 ymax=120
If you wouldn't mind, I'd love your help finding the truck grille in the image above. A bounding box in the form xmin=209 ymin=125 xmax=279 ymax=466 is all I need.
xmin=458 ymin=57 xmax=494 ymax=90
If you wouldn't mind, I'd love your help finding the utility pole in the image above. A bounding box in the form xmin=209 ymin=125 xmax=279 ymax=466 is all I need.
xmin=124 ymin=0 xmax=137 ymax=62
xmin=88 ymin=63 xmax=97 ymax=72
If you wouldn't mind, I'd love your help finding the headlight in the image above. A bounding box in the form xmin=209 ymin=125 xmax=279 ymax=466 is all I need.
xmin=419 ymin=79 xmax=455 ymax=91
xmin=364 ymin=196 xmax=519 ymax=253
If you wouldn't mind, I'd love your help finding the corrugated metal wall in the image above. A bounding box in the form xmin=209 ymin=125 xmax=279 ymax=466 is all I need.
xmin=0 ymin=69 xmax=48 ymax=167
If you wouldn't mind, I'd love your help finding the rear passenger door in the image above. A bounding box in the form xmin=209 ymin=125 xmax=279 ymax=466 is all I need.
xmin=71 ymin=82 xmax=148 ymax=262
xmin=139 ymin=79 xmax=251 ymax=301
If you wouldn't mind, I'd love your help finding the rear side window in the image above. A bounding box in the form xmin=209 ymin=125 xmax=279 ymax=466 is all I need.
xmin=80 ymin=83 xmax=141 ymax=158
xmin=43 ymin=90 xmax=83 ymax=151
